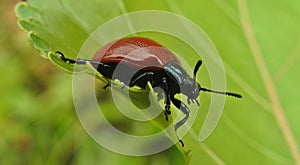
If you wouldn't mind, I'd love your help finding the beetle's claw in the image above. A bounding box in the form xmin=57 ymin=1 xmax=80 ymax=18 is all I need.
xmin=120 ymin=83 xmax=126 ymax=89
xmin=102 ymin=82 xmax=111 ymax=90
xmin=175 ymin=131 xmax=185 ymax=147
xmin=56 ymin=51 xmax=65 ymax=60
xmin=164 ymin=112 xmax=169 ymax=121
xmin=187 ymin=98 xmax=200 ymax=106
xmin=164 ymin=109 xmax=171 ymax=121
xmin=179 ymin=139 xmax=184 ymax=147
xmin=56 ymin=51 xmax=77 ymax=64
xmin=187 ymin=98 xmax=191 ymax=105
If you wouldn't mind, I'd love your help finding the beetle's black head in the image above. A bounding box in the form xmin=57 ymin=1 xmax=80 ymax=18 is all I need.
xmin=181 ymin=77 xmax=200 ymax=99
xmin=182 ymin=60 xmax=202 ymax=100
xmin=183 ymin=60 xmax=242 ymax=105
xmin=179 ymin=60 xmax=203 ymax=104
xmin=165 ymin=60 xmax=241 ymax=105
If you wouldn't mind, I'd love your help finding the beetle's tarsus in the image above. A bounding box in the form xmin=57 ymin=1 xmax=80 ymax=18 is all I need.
xmin=175 ymin=129 xmax=185 ymax=147
xmin=165 ymin=114 xmax=169 ymax=121
xmin=103 ymin=82 xmax=111 ymax=90
xmin=179 ymin=139 xmax=184 ymax=147
xmin=162 ymin=77 xmax=172 ymax=122
xmin=121 ymin=83 xmax=126 ymax=89
xmin=164 ymin=108 xmax=171 ymax=121
xmin=56 ymin=51 xmax=90 ymax=65
xmin=56 ymin=51 xmax=77 ymax=64
xmin=187 ymin=98 xmax=200 ymax=106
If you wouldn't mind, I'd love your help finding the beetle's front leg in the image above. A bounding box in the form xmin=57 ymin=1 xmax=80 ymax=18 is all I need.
xmin=162 ymin=77 xmax=171 ymax=121
xmin=170 ymin=96 xmax=190 ymax=147
xmin=164 ymin=94 xmax=171 ymax=121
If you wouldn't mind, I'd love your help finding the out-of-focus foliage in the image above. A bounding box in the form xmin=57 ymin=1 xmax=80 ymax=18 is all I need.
xmin=1 ymin=0 xmax=183 ymax=164
xmin=7 ymin=0 xmax=300 ymax=164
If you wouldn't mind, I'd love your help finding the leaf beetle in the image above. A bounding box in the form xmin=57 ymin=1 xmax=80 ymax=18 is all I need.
xmin=57 ymin=37 xmax=242 ymax=146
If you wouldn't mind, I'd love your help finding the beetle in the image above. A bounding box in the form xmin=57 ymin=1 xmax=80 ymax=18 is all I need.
xmin=56 ymin=37 xmax=242 ymax=147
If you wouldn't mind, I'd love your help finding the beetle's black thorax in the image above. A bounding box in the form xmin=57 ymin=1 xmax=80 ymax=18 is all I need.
xmin=162 ymin=62 xmax=193 ymax=94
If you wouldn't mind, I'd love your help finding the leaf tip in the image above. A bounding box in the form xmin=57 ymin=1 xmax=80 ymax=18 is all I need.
xmin=27 ymin=31 xmax=51 ymax=53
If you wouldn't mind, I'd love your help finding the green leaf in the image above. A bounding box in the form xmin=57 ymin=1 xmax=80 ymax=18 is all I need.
xmin=15 ymin=0 xmax=300 ymax=164
xmin=28 ymin=31 xmax=51 ymax=52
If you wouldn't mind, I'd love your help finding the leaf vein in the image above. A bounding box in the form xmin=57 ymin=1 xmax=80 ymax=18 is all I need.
xmin=237 ymin=0 xmax=300 ymax=163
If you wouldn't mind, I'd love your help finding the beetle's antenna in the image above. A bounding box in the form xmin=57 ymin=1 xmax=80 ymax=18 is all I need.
xmin=193 ymin=60 xmax=241 ymax=98
xmin=193 ymin=60 xmax=202 ymax=80
xmin=199 ymin=86 xmax=242 ymax=98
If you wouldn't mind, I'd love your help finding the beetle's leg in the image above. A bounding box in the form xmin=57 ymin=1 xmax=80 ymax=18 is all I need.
xmin=170 ymin=96 xmax=190 ymax=147
xmin=57 ymin=51 xmax=75 ymax=64
xmin=164 ymin=94 xmax=171 ymax=121
xmin=187 ymin=98 xmax=200 ymax=106
xmin=171 ymin=97 xmax=190 ymax=131
xmin=162 ymin=77 xmax=172 ymax=121
xmin=56 ymin=51 xmax=87 ymax=64
xmin=102 ymin=82 xmax=111 ymax=90
xmin=56 ymin=51 xmax=104 ymax=66
xmin=129 ymin=71 xmax=154 ymax=88
xmin=56 ymin=51 xmax=116 ymax=79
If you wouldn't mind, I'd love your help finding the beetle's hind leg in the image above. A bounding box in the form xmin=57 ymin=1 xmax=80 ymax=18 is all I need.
xmin=56 ymin=51 xmax=104 ymax=66
xmin=56 ymin=51 xmax=76 ymax=64
xmin=56 ymin=51 xmax=88 ymax=64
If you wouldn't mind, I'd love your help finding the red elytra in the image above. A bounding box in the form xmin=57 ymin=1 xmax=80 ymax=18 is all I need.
xmin=92 ymin=37 xmax=180 ymax=70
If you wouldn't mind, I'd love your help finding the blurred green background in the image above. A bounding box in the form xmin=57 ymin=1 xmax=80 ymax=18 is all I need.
xmin=0 ymin=0 xmax=183 ymax=164
xmin=2 ymin=0 xmax=300 ymax=164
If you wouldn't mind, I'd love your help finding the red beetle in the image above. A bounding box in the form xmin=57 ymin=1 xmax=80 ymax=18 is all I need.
xmin=57 ymin=37 xmax=241 ymax=146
